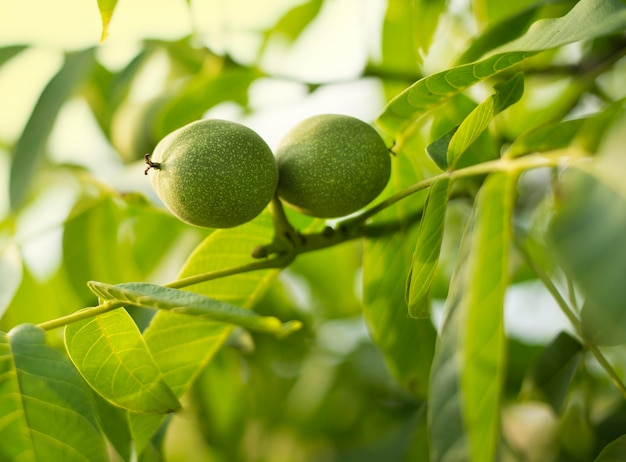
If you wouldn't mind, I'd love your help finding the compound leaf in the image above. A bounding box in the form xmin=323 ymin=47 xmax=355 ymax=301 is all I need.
xmin=377 ymin=0 xmax=626 ymax=139
xmin=88 ymin=281 xmax=301 ymax=337
xmin=447 ymin=72 xmax=524 ymax=168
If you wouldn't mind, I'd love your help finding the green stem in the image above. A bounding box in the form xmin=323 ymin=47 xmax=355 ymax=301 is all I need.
xmin=343 ymin=152 xmax=566 ymax=230
xmin=37 ymin=300 xmax=125 ymax=331
xmin=35 ymin=151 xmax=581 ymax=332
xmin=586 ymin=343 xmax=626 ymax=399
xmin=165 ymin=253 xmax=292 ymax=290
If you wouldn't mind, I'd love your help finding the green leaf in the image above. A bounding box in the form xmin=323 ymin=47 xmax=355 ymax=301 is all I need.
xmin=62 ymin=193 xmax=190 ymax=303
xmin=429 ymin=172 xmax=517 ymax=462
xmin=0 ymin=44 xmax=27 ymax=68
xmin=447 ymin=72 xmax=524 ymax=168
xmin=377 ymin=0 xmax=626 ymax=138
xmin=64 ymin=307 xmax=181 ymax=414
xmin=426 ymin=127 xmax=457 ymax=171
xmin=427 ymin=72 xmax=524 ymax=170
xmin=520 ymin=332 xmax=582 ymax=413
xmin=377 ymin=0 xmax=446 ymax=73
xmin=9 ymin=48 xmax=95 ymax=210
xmin=92 ymin=393 xmax=132 ymax=462
xmin=495 ymin=0 xmax=626 ymax=54
xmin=88 ymin=281 xmax=302 ymax=337
xmin=289 ymin=242 xmax=363 ymax=319
xmin=129 ymin=212 xmax=277 ymax=454
xmin=97 ymin=0 xmax=119 ymax=42
xmin=406 ymin=177 xmax=450 ymax=318
xmin=594 ymin=434 xmax=626 ymax=462
xmin=363 ymin=150 xmax=437 ymax=397
xmin=459 ymin=2 xmax=575 ymax=64
xmin=84 ymin=49 xmax=152 ymax=144
xmin=472 ymin=0 xmax=538 ymax=26
xmin=260 ymin=0 xmax=323 ymax=50
xmin=1 ymin=324 xmax=108 ymax=461
xmin=1 ymin=265 xmax=83 ymax=330
xmin=63 ymin=195 xmax=141 ymax=302
xmin=505 ymin=100 xmax=626 ymax=158
xmin=550 ymin=161 xmax=626 ymax=345
xmin=153 ymin=69 xmax=256 ymax=141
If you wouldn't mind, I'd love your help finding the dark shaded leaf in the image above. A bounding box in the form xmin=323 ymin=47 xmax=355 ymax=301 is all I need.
xmin=520 ymin=331 xmax=582 ymax=412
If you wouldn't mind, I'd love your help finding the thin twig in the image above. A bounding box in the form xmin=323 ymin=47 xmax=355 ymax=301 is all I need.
xmin=515 ymin=237 xmax=626 ymax=399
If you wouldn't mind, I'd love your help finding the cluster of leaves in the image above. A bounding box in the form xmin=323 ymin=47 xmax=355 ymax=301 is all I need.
xmin=1 ymin=0 xmax=626 ymax=460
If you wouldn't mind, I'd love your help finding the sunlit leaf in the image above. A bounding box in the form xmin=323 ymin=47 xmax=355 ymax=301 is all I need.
xmin=88 ymin=281 xmax=301 ymax=336
xmin=406 ymin=177 xmax=450 ymax=318
xmin=1 ymin=324 xmax=108 ymax=461
xmin=9 ymin=48 xmax=96 ymax=210
xmin=97 ymin=0 xmax=119 ymax=42
xmin=550 ymin=160 xmax=626 ymax=345
xmin=429 ymin=172 xmax=517 ymax=462
xmin=377 ymin=0 xmax=626 ymax=138
xmin=495 ymin=0 xmax=626 ymax=54
xmin=129 ymin=212 xmax=277 ymax=454
xmin=0 ymin=330 xmax=34 ymax=461
xmin=65 ymin=308 xmax=181 ymax=414
xmin=520 ymin=331 xmax=582 ymax=412
xmin=459 ymin=2 xmax=575 ymax=64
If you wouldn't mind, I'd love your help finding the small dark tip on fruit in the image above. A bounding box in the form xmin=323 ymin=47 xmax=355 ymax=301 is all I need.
xmin=144 ymin=153 xmax=161 ymax=175
xmin=252 ymin=245 xmax=269 ymax=259
xmin=322 ymin=226 xmax=334 ymax=238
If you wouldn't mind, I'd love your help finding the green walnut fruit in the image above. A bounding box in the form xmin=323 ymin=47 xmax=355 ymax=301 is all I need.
xmin=275 ymin=114 xmax=391 ymax=218
xmin=145 ymin=119 xmax=278 ymax=228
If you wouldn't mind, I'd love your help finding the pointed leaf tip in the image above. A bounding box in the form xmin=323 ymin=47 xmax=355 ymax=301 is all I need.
xmin=97 ymin=0 xmax=119 ymax=42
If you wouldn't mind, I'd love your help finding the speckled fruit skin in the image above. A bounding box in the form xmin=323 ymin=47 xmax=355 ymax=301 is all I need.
xmin=148 ymin=119 xmax=278 ymax=228
xmin=275 ymin=114 xmax=391 ymax=218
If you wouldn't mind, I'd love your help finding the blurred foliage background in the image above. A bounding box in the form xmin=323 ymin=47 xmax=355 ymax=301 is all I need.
xmin=1 ymin=0 xmax=626 ymax=461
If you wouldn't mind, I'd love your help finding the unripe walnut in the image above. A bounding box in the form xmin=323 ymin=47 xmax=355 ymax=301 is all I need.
xmin=145 ymin=119 xmax=278 ymax=228
xmin=275 ymin=114 xmax=391 ymax=218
